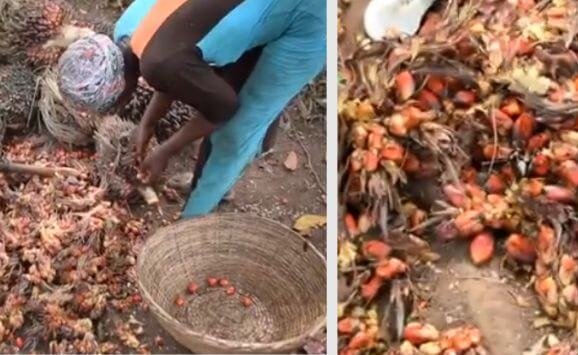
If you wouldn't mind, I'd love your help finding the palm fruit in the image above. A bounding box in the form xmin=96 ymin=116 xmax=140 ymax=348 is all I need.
xmin=94 ymin=115 xmax=160 ymax=202
xmin=38 ymin=70 xmax=93 ymax=146
xmin=0 ymin=0 xmax=71 ymax=61
xmin=0 ymin=64 xmax=37 ymax=133
xmin=118 ymin=80 xmax=200 ymax=142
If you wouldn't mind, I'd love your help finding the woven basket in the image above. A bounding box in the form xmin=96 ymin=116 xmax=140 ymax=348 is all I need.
xmin=136 ymin=213 xmax=326 ymax=354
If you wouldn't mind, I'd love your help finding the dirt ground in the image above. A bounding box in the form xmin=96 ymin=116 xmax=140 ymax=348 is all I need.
xmin=338 ymin=2 xmax=566 ymax=354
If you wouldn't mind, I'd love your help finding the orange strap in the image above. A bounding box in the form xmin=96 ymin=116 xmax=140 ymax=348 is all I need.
xmin=130 ymin=0 xmax=188 ymax=58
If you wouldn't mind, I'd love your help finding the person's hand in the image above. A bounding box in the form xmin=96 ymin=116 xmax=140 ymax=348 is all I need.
xmin=134 ymin=122 xmax=155 ymax=164
xmin=139 ymin=145 xmax=171 ymax=184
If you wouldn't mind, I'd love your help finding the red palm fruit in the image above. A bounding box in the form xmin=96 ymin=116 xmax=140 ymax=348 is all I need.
xmin=376 ymin=258 xmax=408 ymax=279
xmin=559 ymin=254 xmax=578 ymax=286
xmin=403 ymin=323 xmax=440 ymax=345
xmin=470 ymin=231 xmax=495 ymax=265
xmin=500 ymin=165 xmax=516 ymax=183
xmin=527 ymin=132 xmax=551 ymax=152
xmin=544 ymin=185 xmax=575 ymax=204
xmin=454 ymin=90 xmax=476 ymax=106
xmin=344 ymin=213 xmax=359 ymax=236
xmin=219 ymin=278 xmax=230 ymax=287
xmin=531 ymin=154 xmax=550 ymax=176
xmin=454 ymin=210 xmax=484 ymax=238
xmin=501 ymin=98 xmax=522 ymax=117
xmin=387 ymin=113 xmax=410 ymax=137
xmin=485 ymin=174 xmax=506 ymax=194
xmin=402 ymin=152 xmax=421 ymax=173
xmin=537 ymin=224 xmax=556 ymax=265
xmin=559 ymin=160 xmax=578 ymax=187
xmin=395 ymin=71 xmax=415 ymax=101
xmin=361 ymin=276 xmax=383 ymax=301
xmin=364 ymin=150 xmax=379 ymax=172
xmin=362 ymin=240 xmax=392 ymax=260
xmin=426 ymin=76 xmax=446 ymax=95
xmin=443 ymin=184 xmax=468 ymax=208
xmin=15 ymin=337 xmax=24 ymax=349
xmin=417 ymin=89 xmax=440 ymax=110
xmin=349 ymin=331 xmax=373 ymax=349
xmin=513 ymin=112 xmax=536 ymax=142
xmin=482 ymin=144 xmax=512 ymax=160
xmin=465 ymin=183 xmax=486 ymax=200
xmin=534 ymin=276 xmax=558 ymax=309
xmin=338 ymin=317 xmax=358 ymax=334
xmin=562 ymin=284 xmax=578 ymax=307
xmin=515 ymin=36 xmax=534 ymax=55
xmin=207 ymin=278 xmax=218 ymax=287
xmin=174 ymin=295 xmax=186 ymax=307
xmin=381 ymin=141 xmax=405 ymax=164
xmin=187 ymin=282 xmax=199 ymax=294
xmin=505 ymin=234 xmax=536 ymax=263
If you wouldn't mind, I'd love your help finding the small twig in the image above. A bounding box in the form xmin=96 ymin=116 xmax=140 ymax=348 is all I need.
xmin=293 ymin=131 xmax=326 ymax=195
xmin=0 ymin=160 xmax=82 ymax=177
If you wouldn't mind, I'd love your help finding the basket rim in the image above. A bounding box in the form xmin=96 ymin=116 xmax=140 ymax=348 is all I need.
xmin=136 ymin=212 xmax=327 ymax=352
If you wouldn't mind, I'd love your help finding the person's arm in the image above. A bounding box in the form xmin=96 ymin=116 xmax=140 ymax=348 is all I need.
xmin=134 ymin=91 xmax=173 ymax=161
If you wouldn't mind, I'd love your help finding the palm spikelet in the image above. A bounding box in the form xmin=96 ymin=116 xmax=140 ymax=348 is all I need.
xmin=0 ymin=0 xmax=71 ymax=61
xmin=94 ymin=115 xmax=159 ymax=201
xmin=119 ymin=80 xmax=200 ymax=141
xmin=0 ymin=64 xmax=37 ymax=133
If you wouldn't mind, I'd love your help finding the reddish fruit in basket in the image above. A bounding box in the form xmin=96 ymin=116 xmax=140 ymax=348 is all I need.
xmin=174 ymin=295 xmax=186 ymax=307
xmin=207 ymin=277 xmax=218 ymax=287
xmin=187 ymin=282 xmax=199 ymax=294
xmin=219 ymin=278 xmax=229 ymax=287
xmin=395 ymin=70 xmax=415 ymax=101
xmin=241 ymin=296 xmax=253 ymax=307
xmin=226 ymin=286 xmax=236 ymax=296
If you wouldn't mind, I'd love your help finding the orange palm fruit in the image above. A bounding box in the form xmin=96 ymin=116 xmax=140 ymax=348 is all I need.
xmin=531 ymin=154 xmax=550 ymax=176
xmin=534 ymin=276 xmax=558 ymax=307
xmin=207 ymin=277 xmax=218 ymax=287
xmin=501 ymin=98 xmax=522 ymax=117
xmin=469 ymin=231 xmax=495 ymax=265
xmin=338 ymin=317 xmax=358 ymax=334
xmin=505 ymin=233 xmax=536 ymax=263
xmin=515 ymin=36 xmax=534 ymax=55
xmin=513 ymin=112 xmax=536 ymax=142
xmin=454 ymin=90 xmax=476 ymax=106
xmin=403 ymin=323 xmax=440 ymax=345
xmin=485 ymin=174 xmax=506 ymax=194
xmin=537 ymin=224 xmax=556 ymax=265
xmin=364 ymin=150 xmax=379 ymax=172
xmin=356 ymin=99 xmax=376 ymax=121
xmin=381 ymin=141 xmax=405 ymax=164
xmin=387 ymin=113 xmax=410 ymax=137
xmin=375 ymin=257 xmax=408 ymax=279
xmin=491 ymin=109 xmax=514 ymax=134
xmin=361 ymin=276 xmax=383 ymax=301
xmin=443 ymin=184 xmax=468 ymax=208
xmin=454 ymin=210 xmax=484 ymax=238
xmin=395 ymin=71 xmax=415 ymax=101
xmin=425 ymin=76 xmax=446 ymax=95
xmin=559 ymin=254 xmax=578 ymax=286
xmin=482 ymin=144 xmax=512 ymax=160
xmin=417 ymin=89 xmax=440 ymax=110
xmin=362 ymin=240 xmax=392 ymax=260
xmin=521 ymin=179 xmax=544 ymax=197
xmin=348 ymin=330 xmax=373 ymax=349
xmin=344 ymin=213 xmax=359 ymax=236
xmin=544 ymin=185 xmax=575 ymax=204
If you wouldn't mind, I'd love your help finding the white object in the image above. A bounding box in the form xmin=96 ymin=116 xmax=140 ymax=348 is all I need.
xmin=364 ymin=0 xmax=436 ymax=40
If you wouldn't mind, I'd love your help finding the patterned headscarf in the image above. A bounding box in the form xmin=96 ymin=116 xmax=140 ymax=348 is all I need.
xmin=57 ymin=34 xmax=126 ymax=114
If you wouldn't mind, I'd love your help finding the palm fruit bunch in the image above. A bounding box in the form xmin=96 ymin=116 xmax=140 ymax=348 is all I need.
xmin=339 ymin=0 xmax=578 ymax=352
xmin=119 ymin=80 xmax=199 ymax=142
xmin=38 ymin=70 xmax=93 ymax=146
xmin=94 ymin=115 xmax=160 ymax=202
xmin=0 ymin=64 xmax=37 ymax=135
xmin=0 ymin=0 xmax=71 ymax=62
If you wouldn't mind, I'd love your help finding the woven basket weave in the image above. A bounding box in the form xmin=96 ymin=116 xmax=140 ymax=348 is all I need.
xmin=136 ymin=213 xmax=326 ymax=354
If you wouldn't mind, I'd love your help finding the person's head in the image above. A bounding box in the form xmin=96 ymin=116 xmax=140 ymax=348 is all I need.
xmin=57 ymin=34 xmax=139 ymax=115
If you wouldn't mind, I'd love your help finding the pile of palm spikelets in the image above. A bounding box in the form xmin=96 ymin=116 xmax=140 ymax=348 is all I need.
xmin=0 ymin=138 xmax=166 ymax=353
xmin=339 ymin=0 xmax=578 ymax=353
